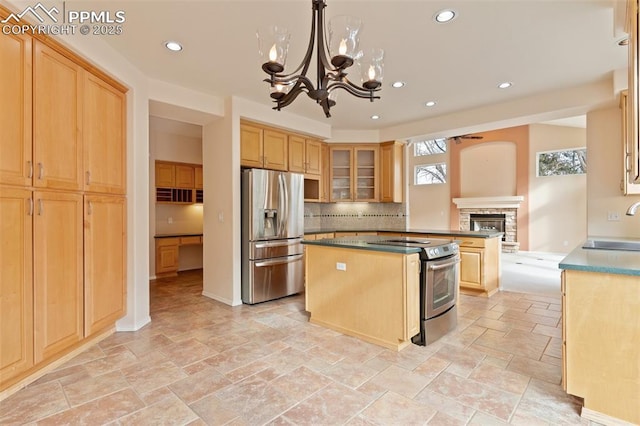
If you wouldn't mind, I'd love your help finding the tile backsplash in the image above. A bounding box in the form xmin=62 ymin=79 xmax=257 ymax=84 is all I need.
xmin=304 ymin=202 xmax=407 ymax=232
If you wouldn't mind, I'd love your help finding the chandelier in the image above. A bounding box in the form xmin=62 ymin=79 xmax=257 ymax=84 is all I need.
xmin=257 ymin=0 xmax=384 ymax=118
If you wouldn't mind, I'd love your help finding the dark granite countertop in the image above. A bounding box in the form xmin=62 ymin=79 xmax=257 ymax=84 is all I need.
xmin=559 ymin=237 xmax=640 ymax=277
xmin=302 ymin=235 xmax=424 ymax=255
xmin=154 ymin=233 xmax=203 ymax=239
xmin=303 ymin=228 xmax=503 ymax=239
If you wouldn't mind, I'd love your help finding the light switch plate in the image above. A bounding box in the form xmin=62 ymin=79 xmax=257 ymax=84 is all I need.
xmin=336 ymin=262 xmax=347 ymax=271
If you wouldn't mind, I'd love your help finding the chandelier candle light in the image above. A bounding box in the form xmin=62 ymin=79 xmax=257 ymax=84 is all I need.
xmin=257 ymin=0 xmax=384 ymax=117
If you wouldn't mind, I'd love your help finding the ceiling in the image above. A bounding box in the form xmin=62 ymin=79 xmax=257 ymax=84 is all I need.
xmin=73 ymin=0 xmax=626 ymax=132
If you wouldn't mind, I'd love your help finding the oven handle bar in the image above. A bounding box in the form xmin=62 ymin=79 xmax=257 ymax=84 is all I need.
xmin=254 ymin=254 xmax=304 ymax=267
xmin=428 ymin=257 xmax=461 ymax=271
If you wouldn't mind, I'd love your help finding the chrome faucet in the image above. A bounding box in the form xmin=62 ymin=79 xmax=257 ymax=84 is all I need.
xmin=627 ymin=201 xmax=640 ymax=216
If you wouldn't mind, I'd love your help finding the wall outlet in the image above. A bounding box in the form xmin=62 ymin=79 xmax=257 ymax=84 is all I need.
xmin=218 ymin=211 xmax=224 ymax=222
xmin=357 ymin=211 xmax=363 ymax=219
xmin=167 ymin=217 xmax=173 ymax=224
xmin=336 ymin=262 xmax=347 ymax=271
xmin=607 ymin=211 xmax=621 ymax=221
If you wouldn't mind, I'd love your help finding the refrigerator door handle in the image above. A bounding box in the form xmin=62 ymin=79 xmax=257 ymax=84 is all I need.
xmin=254 ymin=254 xmax=304 ymax=267
xmin=278 ymin=173 xmax=288 ymax=237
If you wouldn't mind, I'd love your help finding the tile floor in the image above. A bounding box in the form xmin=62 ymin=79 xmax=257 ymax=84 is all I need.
xmin=1 ymin=270 xmax=595 ymax=425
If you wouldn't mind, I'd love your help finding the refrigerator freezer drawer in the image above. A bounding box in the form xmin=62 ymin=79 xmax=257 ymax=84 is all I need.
xmin=243 ymin=254 xmax=304 ymax=304
xmin=250 ymin=238 xmax=303 ymax=260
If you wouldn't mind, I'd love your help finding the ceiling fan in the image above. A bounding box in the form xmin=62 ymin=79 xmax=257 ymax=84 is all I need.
xmin=448 ymin=134 xmax=483 ymax=144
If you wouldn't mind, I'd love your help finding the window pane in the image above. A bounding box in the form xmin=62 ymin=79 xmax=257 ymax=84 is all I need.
xmin=415 ymin=163 xmax=447 ymax=185
xmin=413 ymin=138 xmax=447 ymax=156
xmin=537 ymin=148 xmax=587 ymax=176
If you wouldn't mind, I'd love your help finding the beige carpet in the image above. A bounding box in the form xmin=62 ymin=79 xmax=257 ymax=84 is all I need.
xmin=500 ymin=251 xmax=565 ymax=296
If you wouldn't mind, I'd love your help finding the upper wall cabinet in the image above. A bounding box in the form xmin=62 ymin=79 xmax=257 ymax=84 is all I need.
xmin=0 ymin=33 xmax=32 ymax=187
xmin=380 ymin=141 xmax=404 ymax=203
xmin=83 ymin=72 xmax=126 ymax=194
xmin=289 ymin=135 xmax=322 ymax=176
xmin=240 ymin=122 xmax=288 ymax=171
xmin=155 ymin=161 xmax=203 ymax=204
xmin=330 ymin=145 xmax=379 ymax=202
xmin=33 ymin=41 xmax=84 ymax=191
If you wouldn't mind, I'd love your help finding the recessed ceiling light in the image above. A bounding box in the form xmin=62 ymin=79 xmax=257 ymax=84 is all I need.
xmin=425 ymin=101 xmax=437 ymax=107
xmin=165 ymin=41 xmax=183 ymax=52
xmin=391 ymin=81 xmax=406 ymax=88
xmin=498 ymin=81 xmax=513 ymax=89
xmin=370 ymin=115 xmax=380 ymax=120
xmin=434 ymin=9 xmax=456 ymax=23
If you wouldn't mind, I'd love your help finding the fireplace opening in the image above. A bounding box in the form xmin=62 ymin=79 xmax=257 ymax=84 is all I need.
xmin=470 ymin=214 xmax=506 ymax=241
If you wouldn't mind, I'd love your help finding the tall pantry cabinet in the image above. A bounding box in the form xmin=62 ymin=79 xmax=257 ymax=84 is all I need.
xmin=0 ymin=11 xmax=128 ymax=391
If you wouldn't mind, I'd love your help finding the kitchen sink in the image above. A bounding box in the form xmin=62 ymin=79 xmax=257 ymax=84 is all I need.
xmin=582 ymin=239 xmax=640 ymax=252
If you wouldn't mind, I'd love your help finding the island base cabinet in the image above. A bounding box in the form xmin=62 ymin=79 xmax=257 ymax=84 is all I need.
xmin=305 ymin=245 xmax=420 ymax=350
xmin=563 ymin=269 xmax=640 ymax=425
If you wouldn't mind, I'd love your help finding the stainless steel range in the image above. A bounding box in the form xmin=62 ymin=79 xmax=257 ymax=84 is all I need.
xmin=377 ymin=237 xmax=460 ymax=346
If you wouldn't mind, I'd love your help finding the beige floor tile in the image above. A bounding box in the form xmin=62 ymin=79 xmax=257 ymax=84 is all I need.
xmin=1 ymin=269 xmax=587 ymax=425
xmin=0 ymin=381 xmax=68 ymax=424
xmin=359 ymin=391 xmax=437 ymax=425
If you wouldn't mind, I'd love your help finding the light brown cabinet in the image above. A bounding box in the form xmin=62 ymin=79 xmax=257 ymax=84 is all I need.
xmin=454 ymin=237 xmax=500 ymax=297
xmin=155 ymin=236 xmax=203 ymax=277
xmin=155 ymin=161 xmax=202 ymax=204
xmin=155 ymin=238 xmax=180 ymax=277
xmin=33 ymin=41 xmax=83 ymax=192
xmin=83 ymin=72 xmax=126 ymax=194
xmin=289 ymin=136 xmax=322 ymax=175
xmin=380 ymin=141 xmax=404 ymax=203
xmin=0 ymin=32 xmax=32 ymax=187
xmin=240 ymin=122 xmax=288 ymax=171
xmin=84 ymin=195 xmax=126 ymax=337
xmin=330 ymin=145 xmax=379 ymax=202
xmin=33 ymin=191 xmax=84 ymax=363
xmin=0 ymin=10 xmax=128 ymax=392
xmin=0 ymin=187 xmax=33 ymax=383
xmin=562 ymin=269 xmax=640 ymax=425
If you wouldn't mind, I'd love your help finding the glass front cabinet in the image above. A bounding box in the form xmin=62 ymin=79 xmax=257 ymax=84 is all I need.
xmin=330 ymin=145 xmax=379 ymax=202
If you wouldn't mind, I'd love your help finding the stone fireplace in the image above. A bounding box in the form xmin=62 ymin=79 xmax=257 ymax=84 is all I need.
xmin=453 ymin=196 xmax=524 ymax=253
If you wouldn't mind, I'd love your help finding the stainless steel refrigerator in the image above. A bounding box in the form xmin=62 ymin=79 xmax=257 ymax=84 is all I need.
xmin=241 ymin=169 xmax=305 ymax=304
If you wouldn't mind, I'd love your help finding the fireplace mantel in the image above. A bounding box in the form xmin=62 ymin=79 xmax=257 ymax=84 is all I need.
xmin=453 ymin=196 xmax=525 ymax=209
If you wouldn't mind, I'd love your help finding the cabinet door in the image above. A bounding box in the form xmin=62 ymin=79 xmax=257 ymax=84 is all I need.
xmin=380 ymin=141 xmax=403 ymax=203
xmin=321 ymin=143 xmax=330 ymax=202
xmin=0 ymin=188 xmax=33 ymax=384
xmin=33 ymin=41 xmax=83 ymax=191
xmin=84 ymin=195 xmax=126 ymax=337
xmin=330 ymin=147 xmax=353 ymax=201
xmin=83 ymin=72 xmax=126 ymax=194
xmin=194 ymin=166 xmax=203 ymax=189
xmin=288 ymin=135 xmax=306 ymax=173
xmin=33 ymin=191 xmax=83 ymax=363
xmin=0 ymin=32 xmax=32 ymax=187
xmin=175 ymin=165 xmax=194 ymax=188
xmin=354 ymin=146 xmax=379 ymax=201
xmin=305 ymin=139 xmax=322 ymax=175
xmin=155 ymin=162 xmax=175 ymax=187
xmin=459 ymin=248 xmax=484 ymax=288
xmin=240 ymin=124 xmax=263 ymax=168
xmin=263 ymin=129 xmax=288 ymax=171
xmin=156 ymin=239 xmax=179 ymax=276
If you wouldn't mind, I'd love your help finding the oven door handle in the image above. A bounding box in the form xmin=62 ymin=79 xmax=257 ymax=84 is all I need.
xmin=428 ymin=257 xmax=460 ymax=271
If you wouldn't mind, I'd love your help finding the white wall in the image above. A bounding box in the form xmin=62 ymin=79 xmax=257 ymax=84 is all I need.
xmin=528 ymin=124 xmax=587 ymax=253
xmin=587 ymin=106 xmax=640 ymax=238
xmin=408 ymin=143 xmax=451 ymax=229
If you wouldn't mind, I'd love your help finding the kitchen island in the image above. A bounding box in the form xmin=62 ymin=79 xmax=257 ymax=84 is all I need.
xmin=559 ymin=239 xmax=640 ymax=425
xmin=305 ymin=229 xmax=503 ymax=297
xmin=303 ymin=236 xmax=422 ymax=351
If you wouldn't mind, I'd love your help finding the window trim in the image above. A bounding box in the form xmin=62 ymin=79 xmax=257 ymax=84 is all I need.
xmin=414 ymin=162 xmax=447 ymax=185
xmin=536 ymin=147 xmax=587 ymax=177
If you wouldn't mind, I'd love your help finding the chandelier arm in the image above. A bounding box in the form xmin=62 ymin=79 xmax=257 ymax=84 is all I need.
xmin=328 ymin=81 xmax=380 ymax=99
xmin=274 ymin=76 xmax=317 ymax=109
